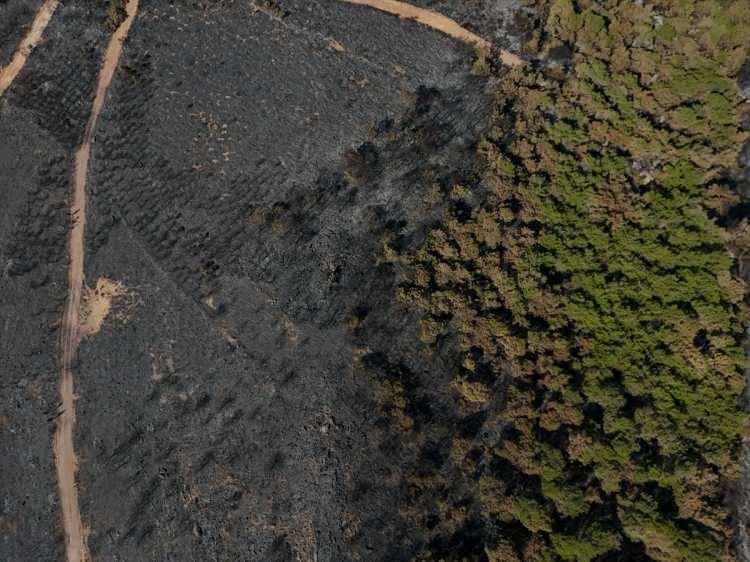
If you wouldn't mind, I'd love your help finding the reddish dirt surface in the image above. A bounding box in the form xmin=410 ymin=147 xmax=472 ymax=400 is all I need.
xmin=54 ymin=2 xmax=139 ymax=561
xmin=0 ymin=0 xmax=58 ymax=96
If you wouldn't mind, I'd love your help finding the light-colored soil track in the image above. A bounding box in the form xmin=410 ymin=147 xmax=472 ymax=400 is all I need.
xmin=0 ymin=0 xmax=59 ymax=96
xmin=54 ymin=2 xmax=139 ymax=561
xmin=338 ymin=0 xmax=523 ymax=66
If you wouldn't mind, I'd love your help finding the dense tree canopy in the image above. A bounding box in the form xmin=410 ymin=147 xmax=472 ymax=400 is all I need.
xmin=386 ymin=0 xmax=750 ymax=559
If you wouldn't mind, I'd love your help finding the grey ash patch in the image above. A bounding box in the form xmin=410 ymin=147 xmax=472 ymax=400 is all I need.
xmin=0 ymin=3 xmax=112 ymax=561
xmin=398 ymin=0 xmax=528 ymax=52
xmin=1 ymin=0 xmax=523 ymax=560
xmin=77 ymin=1 xmax=496 ymax=559
xmin=738 ymin=57 xmax=750 ymax=100
xmin=0 ymin=0 xmax=44 ymax=68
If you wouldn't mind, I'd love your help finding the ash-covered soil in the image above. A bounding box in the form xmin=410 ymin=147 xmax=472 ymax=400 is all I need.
xmin=0 ymin=0 xmax=522 ymax=560
xmin=406 ymin=0 xmax=532 ymax=52
xmin=1 ymin=2 xmax=112 ymax=560
xmin=0 ymin=0 xmax=43 ymax=67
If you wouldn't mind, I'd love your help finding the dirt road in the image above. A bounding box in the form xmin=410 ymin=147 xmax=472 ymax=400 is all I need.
xmin=54 ymin=2 xmax=139 ymax=561
xmin=0 ymin=0 xmax=59 ymax=96
xmin=338 ymin=0 xmax=523 ymax=66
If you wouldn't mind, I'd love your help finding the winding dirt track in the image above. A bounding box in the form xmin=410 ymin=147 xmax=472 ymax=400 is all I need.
xmin=54 ymin=2 xmax=139 ymax=561
xmin=338 ymin=0 xmax=524 ymax=66
xmin=0 ymin=0 xmax=59 ymax=96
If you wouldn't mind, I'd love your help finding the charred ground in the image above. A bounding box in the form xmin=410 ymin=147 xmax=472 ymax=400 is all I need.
xmin=0 ymin=0 xmax=521 ymax=560
xmin=3 ymin=1 xmax=750 ymax=561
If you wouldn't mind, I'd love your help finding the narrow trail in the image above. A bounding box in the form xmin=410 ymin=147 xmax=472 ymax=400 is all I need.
xmin=338 ymin=0 xmax=524 ymax=66
xmin=0 ymin=0 xmax=59 ymax=96
xmin=54 ymin=2 xmax=139 ymax=562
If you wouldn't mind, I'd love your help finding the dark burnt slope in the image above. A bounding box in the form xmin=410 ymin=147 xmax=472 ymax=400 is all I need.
xmin=55 ymin=1 xmax=519 ymax=560
xmin=0 ymin=2 xmax=112 ymax=560
xmin=0 ymin=0 xmax=44 ymax=68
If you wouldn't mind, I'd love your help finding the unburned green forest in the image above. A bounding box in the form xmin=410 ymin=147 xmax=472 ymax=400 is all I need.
xmin=381 ymin=0 xmax=750 ymax=559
